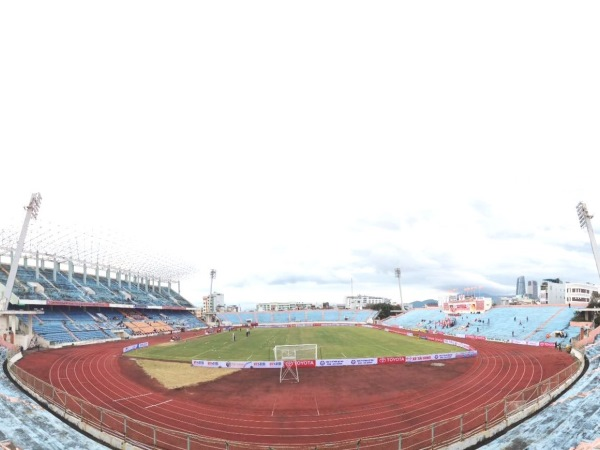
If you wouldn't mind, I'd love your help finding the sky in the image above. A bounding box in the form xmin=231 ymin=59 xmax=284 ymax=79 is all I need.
xmin=1 ymin=1 xmax=600 ymax=311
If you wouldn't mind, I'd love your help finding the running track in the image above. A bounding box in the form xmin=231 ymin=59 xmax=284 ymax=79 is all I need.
xmin=15 ymin=331 xmax=576 ymax=449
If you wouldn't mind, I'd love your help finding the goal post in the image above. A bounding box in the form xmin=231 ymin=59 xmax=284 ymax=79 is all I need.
xmin=273 ymin=344 xmax=317 ymax=384
xmin=273 ymin=344 xmax=318 ymax=362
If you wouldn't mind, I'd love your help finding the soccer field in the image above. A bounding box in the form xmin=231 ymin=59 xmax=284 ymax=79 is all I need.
xmin=126 ymin=327 xmax=464 ymax=362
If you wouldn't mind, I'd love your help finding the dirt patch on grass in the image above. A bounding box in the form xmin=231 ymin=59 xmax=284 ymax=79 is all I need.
xmin=134 ymin=359 xmax=239 ymax=389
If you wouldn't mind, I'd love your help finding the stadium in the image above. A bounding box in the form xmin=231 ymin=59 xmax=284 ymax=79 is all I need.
xmin=0 ymin=196 xmax=599 ymax=450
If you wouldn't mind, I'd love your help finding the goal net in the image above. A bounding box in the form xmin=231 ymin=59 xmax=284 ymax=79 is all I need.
xmin=273 ymin=344 xmax=317 ymax=384
xmin=273 ymin=344 xmax=318 ymax=362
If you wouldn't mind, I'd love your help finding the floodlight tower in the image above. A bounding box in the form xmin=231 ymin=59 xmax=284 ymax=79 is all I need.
xmin=576 ymin=202 xmax=600 ymax=282
xmin=395 ymin=268 xmax=404 ymax=312
xmin=1 ymin=193 xmax=42 ymax=311
xmin=209 ymin=269 xmax=216 ymax=312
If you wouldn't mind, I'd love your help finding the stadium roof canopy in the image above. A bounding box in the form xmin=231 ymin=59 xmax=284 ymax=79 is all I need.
xmin=0 ymin=218 xmax=196 ymax=283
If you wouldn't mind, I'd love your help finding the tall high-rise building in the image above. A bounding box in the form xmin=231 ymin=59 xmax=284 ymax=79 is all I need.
xmin=516 ymin=276 xmax=526 ymax=296
xmin=527 ymin=280 xmax=538 ymax=299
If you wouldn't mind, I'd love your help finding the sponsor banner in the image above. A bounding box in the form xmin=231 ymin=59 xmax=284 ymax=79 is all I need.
xmin=122 ymin=342 xmax=148 ymax=353
xmin=539 ymin=342 xmax=555 ymax=347
xmin=47 ymin=300 xmax=102 ymax=307
xmin=317 ymin=359 xmax=346 ymax=367
xmin=314 ymin=358 xmax=377 ymax=367
xmin=448 ymin=341 xmax=477 ymax=351
xmin=512 ymin=339 xmax=528 ymax=345
xmin=526 ymin=341 xmax=540 ymax=347
xmin=224 ymin=361 xmax=254 ymax=369
xmin=465 ymin=334 xmax=487 ymax=340
xmin=192 ymin=360 xmax=220 ymax=367
xmin=429 ymin=337 xmax=446 ymax=343
xmin=377 ymin=356 xmax=407 ymax=365
xmin=122 ymin=344 xmax=137 ymax=353
xmin=455 ymin=351 xmax=478 ymax=358
xmin=192 ymin=360 xmax=297 ymax=369
xmin=484 ymin=337 xmax=506 ymax=343
xmin=191 ymin=360 xmax=253 ymax=369
xmin=406 ymin=354 xmax=433 ymax=363
xmin=294 ymin=360 xmax=317 ymax=368
xmin=349 ymin=358 xmax=378 ymax=366
xmin=191 ymin=351 xmax=476 ymax=368
xmin=252 ymin=361 xmax=284 ymax=369
xmin=13 ymin=299 xmax=46 ymax=305
xmin=444 ymin=339 xmax=463 ymax=347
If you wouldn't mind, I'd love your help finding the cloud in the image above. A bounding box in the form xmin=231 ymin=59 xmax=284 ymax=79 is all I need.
xmin=2 ymin=1 xmax=600 ymax=311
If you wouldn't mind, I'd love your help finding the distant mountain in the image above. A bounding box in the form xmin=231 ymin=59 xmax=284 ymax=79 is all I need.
xmin=408 ymin=299 xmax=439 ymax=309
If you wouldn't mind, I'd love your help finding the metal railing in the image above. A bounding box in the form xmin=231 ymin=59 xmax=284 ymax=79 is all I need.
xmin=6 ymin=348 xmax=584 ymax=450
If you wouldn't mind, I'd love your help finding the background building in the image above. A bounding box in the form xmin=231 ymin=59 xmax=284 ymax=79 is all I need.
xmin=345 ymin=295 xmax=391 ymax=309
xmin=516 ymin=276 xmax=526 ymax=297
xmin=256 ymin=301 xmax=315 ymax=311
xmin=527 ymin=280 xmax=539 ymax=300
xmin=539 ymin=279 xmax=600 ymax=305
xmin=202 ymin=292 xmax=224 ymax=313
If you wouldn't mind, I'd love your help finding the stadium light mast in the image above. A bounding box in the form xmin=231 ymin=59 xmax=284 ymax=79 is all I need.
xmin=209 ymin=269 xmax=216 ymax=313
xmin=576 ymin=202 xmax=600 ymax=282
xmin=395 ymin=268 xmax=404 ymax=312
xmin=1 ymin=193 xmax=42 ymax=311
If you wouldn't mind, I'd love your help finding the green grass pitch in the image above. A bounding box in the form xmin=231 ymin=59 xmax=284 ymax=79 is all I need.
xmin=126 ymin=327 xmax=464 ymax=362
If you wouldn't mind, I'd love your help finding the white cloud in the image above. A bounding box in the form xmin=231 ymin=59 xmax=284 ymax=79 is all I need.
xmin=1 ymin=1 xmax=599 ymax=310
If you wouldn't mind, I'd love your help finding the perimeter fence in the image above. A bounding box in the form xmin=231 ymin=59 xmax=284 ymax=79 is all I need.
xmin=6 ymin=346 xmax=584 ymax=450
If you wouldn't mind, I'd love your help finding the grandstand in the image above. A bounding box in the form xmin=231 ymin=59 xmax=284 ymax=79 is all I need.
xmin=383 ymin=304 xmax=582 ymax=345
xmin=217 ymin=308 xmax=378 ymax=326
xmin=0 ymin=218 xmax=207 ymax=350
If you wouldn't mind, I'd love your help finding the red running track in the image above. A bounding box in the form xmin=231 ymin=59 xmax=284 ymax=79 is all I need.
xmin=15 ymin=331 xmax=575 ymax=449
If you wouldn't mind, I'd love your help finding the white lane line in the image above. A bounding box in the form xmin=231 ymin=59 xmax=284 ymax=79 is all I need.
xmin=145 ymin=399 xmax=172 ymax=409
xmin=113 ymin=392 xmax=153 ymax=402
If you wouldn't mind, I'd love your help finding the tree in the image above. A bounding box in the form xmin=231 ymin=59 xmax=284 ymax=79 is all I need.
xmin=365 ymin=302 xmax=396 ymax=320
